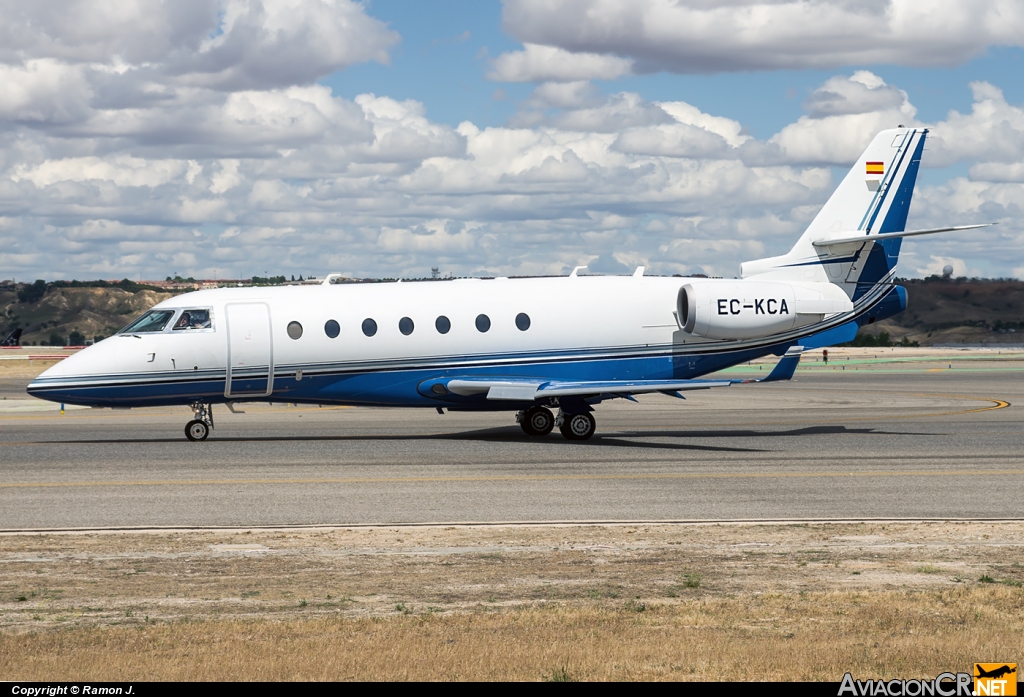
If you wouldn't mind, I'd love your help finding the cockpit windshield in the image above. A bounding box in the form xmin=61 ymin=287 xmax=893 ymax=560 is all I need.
xmin=119 ymin=310 xmax=175 ymax=334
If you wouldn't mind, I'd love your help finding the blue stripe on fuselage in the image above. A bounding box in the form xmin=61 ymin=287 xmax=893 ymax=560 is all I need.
xmin=28 ymin=342 xmax=793 ymax=409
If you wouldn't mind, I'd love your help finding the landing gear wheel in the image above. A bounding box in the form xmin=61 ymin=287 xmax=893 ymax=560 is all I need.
xmin=519 ymin=406 xmax=554 ymax=437
xmin=559 ymin=412 xmax=596 ymax=441
xmin=185 ymin=419 xmax=209 ymax=441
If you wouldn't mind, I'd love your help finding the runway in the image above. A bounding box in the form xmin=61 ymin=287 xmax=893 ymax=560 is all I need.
xmin=1 ymin=353 xmax=1022 ymax=529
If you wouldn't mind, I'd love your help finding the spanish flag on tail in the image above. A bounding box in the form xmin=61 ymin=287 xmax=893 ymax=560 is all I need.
xmin=866 ymin=161 xmax=884 ymax=175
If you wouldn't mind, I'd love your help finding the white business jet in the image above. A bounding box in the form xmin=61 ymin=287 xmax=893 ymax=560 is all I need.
xmin=28 ymin=127 xmax=986 ymax=441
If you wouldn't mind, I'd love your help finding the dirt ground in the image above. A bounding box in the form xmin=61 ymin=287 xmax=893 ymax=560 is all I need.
xmin=2 ymin=521 xmax=1023 ymax=630
xmin=0 ymin=522 xmax=1022 ymax=680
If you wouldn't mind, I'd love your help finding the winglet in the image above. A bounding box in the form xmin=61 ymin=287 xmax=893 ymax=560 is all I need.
xmin=761 ymin=346 xmax=804 ymax=382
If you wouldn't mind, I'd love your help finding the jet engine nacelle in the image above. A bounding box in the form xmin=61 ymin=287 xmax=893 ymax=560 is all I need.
xmin=678 ymin=280 xmax=853 ymax=340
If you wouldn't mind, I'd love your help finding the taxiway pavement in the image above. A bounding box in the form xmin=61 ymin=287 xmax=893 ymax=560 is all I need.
xmin=2 ymin=353 xmax=1021 ymax=529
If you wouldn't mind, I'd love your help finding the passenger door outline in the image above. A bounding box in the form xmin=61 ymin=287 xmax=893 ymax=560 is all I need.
xmin=224 ymin=302 xmax=274 ymax=398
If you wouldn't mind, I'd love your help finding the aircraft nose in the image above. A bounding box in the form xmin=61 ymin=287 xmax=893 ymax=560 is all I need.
xmin=27 ymin=339 xmax=118 ymax=405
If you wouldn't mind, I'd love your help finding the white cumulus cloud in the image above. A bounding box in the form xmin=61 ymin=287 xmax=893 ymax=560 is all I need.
xmin=501 ymin=0 xmax=1024 ymax=73
xmin=489 ymin=43 xmax=633 ymax=82
xmin=1 ymin=2 xmax=1023 ymax=285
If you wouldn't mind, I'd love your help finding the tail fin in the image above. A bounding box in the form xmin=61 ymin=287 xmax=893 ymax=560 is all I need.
xmin=741 ymin=127 xmax=927 ymax=298
xmin=1 ymin=327 xmax=22 ymax=347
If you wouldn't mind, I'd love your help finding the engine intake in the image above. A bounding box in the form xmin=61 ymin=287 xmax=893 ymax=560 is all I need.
xmin=678 ymin=280 xmax=853 ymax=340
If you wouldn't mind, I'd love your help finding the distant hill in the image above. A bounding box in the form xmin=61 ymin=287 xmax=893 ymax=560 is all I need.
xmin=2 ymin=277 xmax=1022 ymax=347
xmin=860 ymin=277 xmax=1024 ymax=345
xmin=1 ymin=286 xmax=175 ymax=346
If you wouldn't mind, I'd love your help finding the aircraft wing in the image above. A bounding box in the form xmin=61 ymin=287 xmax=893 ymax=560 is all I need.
xmin=438 ymin=347 xmax=804 ymax=401
xmin=445 ymin=377 xmax=732 ymax=401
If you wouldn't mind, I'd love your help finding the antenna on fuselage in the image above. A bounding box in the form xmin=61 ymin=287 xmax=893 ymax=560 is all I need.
xmin=569 ymin=265 xmax=587 ymax=278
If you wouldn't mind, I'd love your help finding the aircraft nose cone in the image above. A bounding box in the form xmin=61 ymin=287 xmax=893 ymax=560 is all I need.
xmin=27 ymin=340 xmax=116 ymax=404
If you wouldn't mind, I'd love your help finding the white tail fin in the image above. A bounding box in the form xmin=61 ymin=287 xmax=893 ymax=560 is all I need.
xmin=741 ymin=127 xmax=927 ymax=291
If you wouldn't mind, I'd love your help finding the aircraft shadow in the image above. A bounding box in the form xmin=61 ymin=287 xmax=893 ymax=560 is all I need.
xmin=31 ymin=424 xmax=932 ymax=452
xmin=632 ymin=425 xmax=936 ymax=438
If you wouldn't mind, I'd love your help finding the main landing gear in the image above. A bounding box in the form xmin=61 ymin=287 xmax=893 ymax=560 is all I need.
xmin=558 ymin=411 xmax=596 ymax=441
xmin=518 ymin=405 xmax=554 ymax=436
xmin=185 ymin=401 xmax=213 ymax=441
xmin=516 ymin=406 xmax=596 ymax=441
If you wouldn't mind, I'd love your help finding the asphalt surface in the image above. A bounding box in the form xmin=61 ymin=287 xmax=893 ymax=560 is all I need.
xmin=1 ymin=355 xmax=1022 ymax=529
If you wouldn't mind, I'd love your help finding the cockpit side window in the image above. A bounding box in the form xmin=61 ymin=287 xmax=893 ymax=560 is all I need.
xmin=119 ymin=310 xmax=176 ymax=334
xmin=172 ymin=308 xmax=213 ymax=331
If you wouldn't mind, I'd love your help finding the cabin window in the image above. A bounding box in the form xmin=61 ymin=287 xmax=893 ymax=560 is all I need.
xmin=287 ymin=321 xmax=303 ymax=340
xmin=362 ymin=318 xmax=377 ymax=337
xmin=435 ymin=316 xmax=451 ymax=334
xmin=324 ymin=320 xmax=340 ymax=338
xmin=515 ymin=313 xmax=531 ymax=331
xmin=399 ymin=317 xmax=414 ymax=335
xmin=172 ymin=308 xmax=213 ymax=331
xmin=119 ymin=310 xmax=176 ymax=334
xmin=475 ymin=314 xmax=490 ymax=333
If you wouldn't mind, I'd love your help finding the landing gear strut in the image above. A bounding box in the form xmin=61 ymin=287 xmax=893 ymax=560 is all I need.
xmin=556 ymin=410 xmax=596 ymax=441
xmin=185 ymin=401 xmax=213 ymax=441
xmin=517 ymin=406 xmax=554 ymax=437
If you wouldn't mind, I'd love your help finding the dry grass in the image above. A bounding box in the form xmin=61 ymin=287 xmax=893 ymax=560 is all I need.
xmin=1 ymin=588 xmax=1022 ymax=681
xmin=1 ymin=522 xmax=1022 ymax=680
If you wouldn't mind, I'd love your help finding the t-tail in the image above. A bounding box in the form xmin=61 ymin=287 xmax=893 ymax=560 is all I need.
xmin=741 ymin=125 xmax=987 ymax=325
xmin=738 ymin=127 xmax=989 ymax=326
xmin=741 ymin=128 xmax=929 ymax=300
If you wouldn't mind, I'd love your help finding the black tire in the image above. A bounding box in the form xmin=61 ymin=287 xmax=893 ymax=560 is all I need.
xmin=185 ymin=419 xmax=209 ymax=441
xmin=559 ymin=412 xmax=595 ymax=441
xmin=520 ymin=406 xmax=554 ymax=437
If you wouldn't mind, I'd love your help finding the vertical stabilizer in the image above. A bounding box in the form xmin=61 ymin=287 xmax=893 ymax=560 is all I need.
xmin=1 ymin=327 xmax=22 ymax=347
xmin=740 ymin=127 xmax=927 ymax=297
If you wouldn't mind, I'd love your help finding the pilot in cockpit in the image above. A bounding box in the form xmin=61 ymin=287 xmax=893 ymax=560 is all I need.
xmin=173 ymin=310 xmax=212 ymax=330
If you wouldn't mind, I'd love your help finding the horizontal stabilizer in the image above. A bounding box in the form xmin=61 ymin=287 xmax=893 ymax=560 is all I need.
xmin=811 ymin=223 xmax=992 ymax=248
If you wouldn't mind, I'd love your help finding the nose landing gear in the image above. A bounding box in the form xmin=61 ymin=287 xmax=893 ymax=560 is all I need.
xmin=185 ymin=401 xmax=214 ymax=441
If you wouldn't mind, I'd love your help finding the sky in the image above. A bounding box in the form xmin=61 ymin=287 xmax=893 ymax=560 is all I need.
xmin=1 ymin=0 xmax=1024 ymax=283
